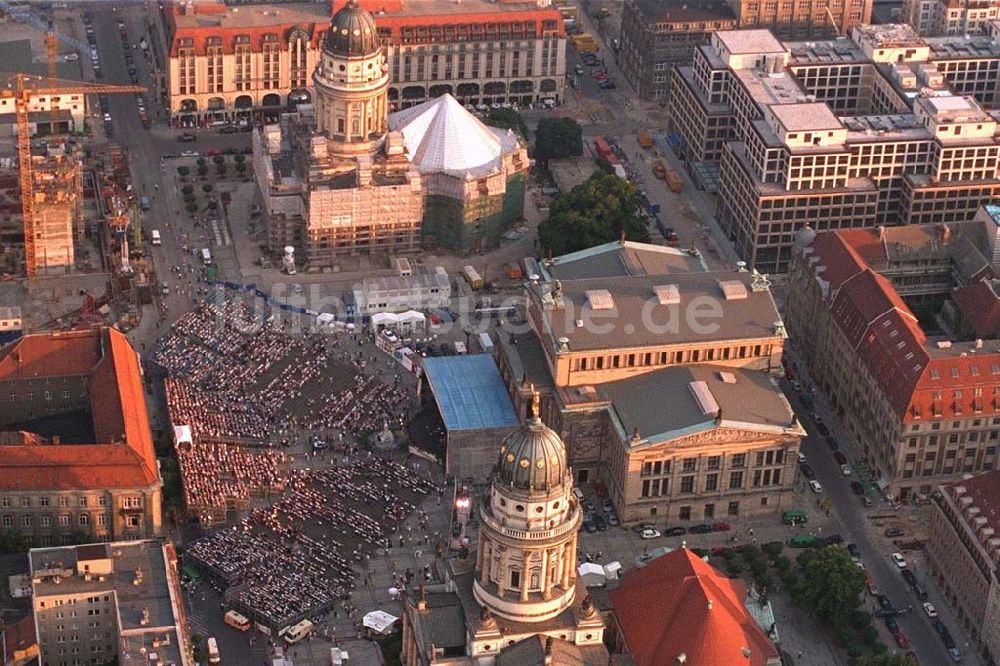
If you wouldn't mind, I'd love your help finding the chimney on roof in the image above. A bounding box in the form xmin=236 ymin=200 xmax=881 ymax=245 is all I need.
xmin=543 ymin=637 xmax=555 ymax=664
xmin=676 ymin=654 xmax=688 ymax=665
xmin=715 ymin=408 xmax=723 ymax=425
xmin=707 ymin=599 xmax=713 ymax=610
xmin=417 ymin=583 xmax=427 ymax=611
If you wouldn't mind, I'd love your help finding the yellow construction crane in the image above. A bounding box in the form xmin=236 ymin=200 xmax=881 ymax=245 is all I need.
xmin=1 ymin=74 xmax=143 ymax=279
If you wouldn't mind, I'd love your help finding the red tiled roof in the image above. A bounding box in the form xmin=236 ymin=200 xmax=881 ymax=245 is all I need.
xmin=611 ymin=549 xmax=778 ymax=666
xmin=168 ymin=0 xmax=563 ymax=56
xmin=2 ymin=615 xmax=37 ymax=661
xmin=804 ymin=232 xmax=867 ymax=290
xmin=0 ymin=443 xmax=157 ymax=490
xmin=945 ymin=470 xmax=1000 ymax=550
xmin=952 ymin=281 xmax=1000 ymax=338
xmin=803 ymin=229 xmax=1000 ymax=422
xmin=0 ymin=329 xmax=102 ymax=379
xmin=0 ymin=328 xmax=159 ymax=492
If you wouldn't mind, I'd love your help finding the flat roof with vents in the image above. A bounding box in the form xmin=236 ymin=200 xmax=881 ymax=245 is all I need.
xmin=586 ymin=289 xmax=615 ymax=310
xmin=718 ymin=280 xmax=749 ymax=300
xmin=654 ymin=284 xmax=681 ymax=305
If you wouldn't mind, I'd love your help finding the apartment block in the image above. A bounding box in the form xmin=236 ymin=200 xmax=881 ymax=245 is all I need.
xmin=734 ymin=0 xmax=872 ymax=39
xmin=166 ymin=0 xmax=565 ymax=125
xmin=669 ymin=25 xmax=1000 ymax=273
xmin=0 ymin=329 xmax=163 ymax=548
xmin=785 ymin=217 xmax=1000 ymax=499
xmin=902 ymin=0 xmax=1000 ymax=35
xmin=926 ymin=473 xmax=1000 ymax=662
xmin=30 ymin=540 xmax=192 ymax=666
xmin=493 ymin=241 xmax=804 ymax=526
xmin=618 ymin=0 xmax=736 ymax=102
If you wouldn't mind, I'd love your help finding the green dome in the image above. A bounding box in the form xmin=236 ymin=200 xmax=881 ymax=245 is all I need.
xmin=325 ymin=0 xmax=380 ymax=57
xmin=495 ymin=399 xmax=568 ymax=492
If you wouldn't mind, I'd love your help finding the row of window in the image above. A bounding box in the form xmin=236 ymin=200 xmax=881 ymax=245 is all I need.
xmin=1 ymin=496 xmax=141 ymax=509
xmin=572 ymin=343 xmax=770 ymax=373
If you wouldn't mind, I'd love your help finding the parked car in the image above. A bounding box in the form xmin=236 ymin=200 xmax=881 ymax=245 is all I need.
xmin=809 ymin=480 xmax=823 ymax=494
xmin=640 ymin=528 xmax=660 ymax=539
xmin=876 ymin=594 xmax=893 ymax=611
xmin=894 ymin=632 xmax=909 ymax=650
xmin=797 ymin=451 xmax=806 ymax=463
xmin=847 ymin=543 xmax=861 ymax=561
xmin=884 ymin=616 xmax=900 ymax=634
xmin=823 ymin=533 xmax=843 ymax=545
xmin=922 ymin=602 xmax=939 ymax=618
xmin=178 ymin=133 xmax=197 ymax=142
xmin=902 ymin=569 xmax=918 ymax=587
xmin=850 ymin=481 xmax=865 ymax=496
xmin=607 ymin=512 xmax=620 ymax=526
xmin=582 ymin=519 xmax=597 ymax=533
xmin=891 ymin=552 xmax=908 ymax=568
xmin=800 ymin=463 xmax=816 ymax=480
xmin=817 ymin=422 xmax=830 ymax=436
xmin=712 ymin=522 xmax=732 ymax=532
xmin=688 ymin=523 xmax=713 ymax=534
xmin=884 ymin=527 xmax=904 ymax=537
xmin=632 ymin=523 xmax=655 ymax=534
xmin=833 ymin=451 xmax=848 ymax=465
xmin=825 ymin=436 xmax=839 ymax=450
xmin=841 ymin=464 xmax=852 ymax=476
xmin=948 ymin=647 xmax=962 ymax=662
xmin=664 ymin=526 xmax=687 ymax=537
xmin=593 ymin=515 xmax=607 ymax=531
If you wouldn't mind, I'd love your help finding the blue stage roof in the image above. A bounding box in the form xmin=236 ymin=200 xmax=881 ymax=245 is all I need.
xmin=423 ymin=355 xmax=520 ymax=432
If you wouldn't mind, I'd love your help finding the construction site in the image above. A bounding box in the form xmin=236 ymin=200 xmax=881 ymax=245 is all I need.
xmin=0 ymin=0 xmax=162 ymax=333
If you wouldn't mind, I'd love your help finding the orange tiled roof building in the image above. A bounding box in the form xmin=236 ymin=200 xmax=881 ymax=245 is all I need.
xmin=165 ymin=0 xmax=566 ymax=126
xmin=786 ymin=211 xmax=1000 ymax=500
xmin=0 ymin=328 xmax=162 ymax=547
xmin=610 ymin=548 xmax=780 ymax=666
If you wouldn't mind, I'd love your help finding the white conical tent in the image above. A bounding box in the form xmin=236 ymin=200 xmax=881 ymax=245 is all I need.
xmin=388 ymin=94 xmax=520 ymax=177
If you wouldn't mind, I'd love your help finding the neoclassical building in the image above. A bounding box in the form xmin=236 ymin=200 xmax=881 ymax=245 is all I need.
xmin=400 ymin=393 xmax=608 ymax=665
xmin=253 ymin=0 xmax=529 ymax=261
xmin=165 ymin=0 xmax=566 ymax=126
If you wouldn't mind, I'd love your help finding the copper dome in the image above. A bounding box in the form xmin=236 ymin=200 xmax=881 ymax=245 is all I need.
xmin=495 ymin=393 xmax=568 ymax=492
xmin=325 ymin=0 xmax=380 ymax=57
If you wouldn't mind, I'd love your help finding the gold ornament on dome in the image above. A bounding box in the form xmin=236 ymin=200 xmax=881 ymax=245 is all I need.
xmin=506 ymin=454 xmax=515 ymax=462
xmin=519 ymin=459 xmax=529 ymax=468
xmin=536 ymin=459 xmax=544 ymax=468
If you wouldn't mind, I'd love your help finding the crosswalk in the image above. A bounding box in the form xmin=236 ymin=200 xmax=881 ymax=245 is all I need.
xmin=211 ymin=218 xmax=231 ymax=246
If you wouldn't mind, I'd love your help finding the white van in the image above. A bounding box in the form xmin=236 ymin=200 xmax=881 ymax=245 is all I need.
xmin=206 ymin=636 xmax=220 ymax=664
xmin=281 ymin=619 xmax=313 ymax=645
xmin=151 ymin=230 xmax=161 ymax=246
xmin=201 ymin=248 xmax=212 ymax=265
xmin=224 ymin=610 xmax=251 ymax=631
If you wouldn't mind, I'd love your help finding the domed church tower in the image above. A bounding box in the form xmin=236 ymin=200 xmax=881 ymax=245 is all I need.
xmin=313 ymin=0 xmax=389 ymax=159
xmin=473 ymin=390 xmax=582 ymax=623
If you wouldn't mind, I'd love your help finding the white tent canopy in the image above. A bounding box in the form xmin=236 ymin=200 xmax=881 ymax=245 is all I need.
xmin=362 ymin=610 xmax=398 ymax=634
xmin=173 ymin=425 xmax=192 ymax=446
xmin=578 ymin=562 xmax=606 ymax=587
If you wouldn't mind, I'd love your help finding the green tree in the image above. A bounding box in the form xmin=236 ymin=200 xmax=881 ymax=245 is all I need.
xmin=207 ymin=201 xmax=218 ymax=210
xmin=234 ymin=153 xmax=246 ymax=164
xmin=212 ymin=155 xmax=225 ymax=165
xmin=216 ymin=163 xmax=228 ymax=177
xmin=176 ymin=165 xmax=190 ymax=180
xmin=183 ymin=194 xmax=196 ymax=205
xmin=186 ymin=202 xmax=199 ymax=214
xmin=538 ymin=173 xmax=649 ymax=255
xmin=534 ymin=117 xmax=583 ymax=162
xmin=485 ymin=108 xmax=528 ymax=138
xmin=202 ymin=184 xmax=214 ymax=194
xmin=798 ymin=546 xmax=866 ymax=630
xmin=181 ymin=184 xmax=194 ymax=196
xmin=197 ymin=165 xmax=209 ymax=178
xmin=69 ymin=529 xmax=92 ymax=545
xmin=196 ymin=157 xmax=206 ymax=167
xmin=235 ymin=162 xmax=248 ymax=175
xmin=856 ymin=653 xmax=918 ymax=666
